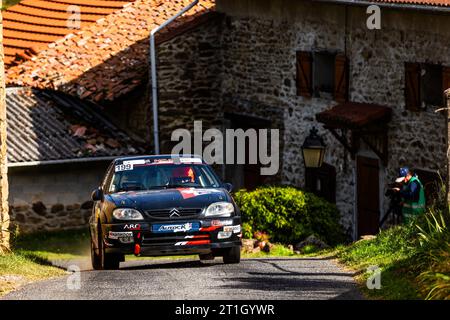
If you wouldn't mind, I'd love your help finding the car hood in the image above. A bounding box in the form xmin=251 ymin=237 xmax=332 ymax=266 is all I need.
xmin=107 ymin=188 xmax=230 ymax=211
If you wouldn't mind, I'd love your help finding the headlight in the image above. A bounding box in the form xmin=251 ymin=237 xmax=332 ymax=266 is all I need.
xmin=205 ymin=202 xmax=234 ymax=217
xmin=113 ymin=208 xmax=144 ymax=220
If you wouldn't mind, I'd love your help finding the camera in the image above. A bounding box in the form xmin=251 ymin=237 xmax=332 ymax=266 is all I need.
xmin=385 ymin=182 xmax=402 ymax=198
xmin=380 ymin=181 xmax=404 ymax=227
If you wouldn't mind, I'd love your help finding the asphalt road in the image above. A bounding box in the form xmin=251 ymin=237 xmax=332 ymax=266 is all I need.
xmin=3 ymin=257 xmax=364 ymax=300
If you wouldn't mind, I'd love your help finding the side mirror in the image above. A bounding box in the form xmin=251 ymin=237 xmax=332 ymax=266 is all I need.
xmin=91 ymin=187 xmax=104 ymax=202
xmin=223 ymin=183 xmax=233 ymax=192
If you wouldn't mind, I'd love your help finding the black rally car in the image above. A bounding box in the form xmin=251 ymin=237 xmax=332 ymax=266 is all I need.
xmin=89 ymin=155 xmax=242 ymax=269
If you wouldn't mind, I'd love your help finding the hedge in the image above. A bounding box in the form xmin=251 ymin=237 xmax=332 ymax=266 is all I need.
xmin=234 ymin=186 xmax=345 ymax=245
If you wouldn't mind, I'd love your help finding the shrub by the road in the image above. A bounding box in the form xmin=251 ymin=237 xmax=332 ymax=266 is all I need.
xmin=234 ymin=186 xmax=345 ymax=246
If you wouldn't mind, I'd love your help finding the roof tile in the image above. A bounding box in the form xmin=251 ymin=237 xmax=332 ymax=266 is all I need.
xmin=6 ymin=0 xmax=216 ymax=102
xmin=6 ymin=87 xmax=145 ymax=163
xmin=2 ymin=0 xmax=137 ymax=67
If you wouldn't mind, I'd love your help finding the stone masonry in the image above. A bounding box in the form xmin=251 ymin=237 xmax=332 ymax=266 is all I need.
xmin=17 ymin=1 xmax=449 ymax=236
xmin=120 ymin=0 xmax=450 ymax=238
xmin=8 ymin=161 xmax=108 ymax=234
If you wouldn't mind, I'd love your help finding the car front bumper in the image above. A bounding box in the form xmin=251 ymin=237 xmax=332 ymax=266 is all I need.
xmin=101 ymin=217 xmax=242 ymax=257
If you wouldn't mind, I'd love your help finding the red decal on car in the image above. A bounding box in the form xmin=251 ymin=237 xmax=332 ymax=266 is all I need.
xmin=174 ymin=240 xmax=210 ymax=246
xmin=184 ymin=234 xmax=209 ymax=239
xmin=200 ymin=226 xmax=221 ymax=232
xmin=177 ymin=188 xmax=222 ymax=200
xmin=187 ymin=240 xmax=210 ymax=245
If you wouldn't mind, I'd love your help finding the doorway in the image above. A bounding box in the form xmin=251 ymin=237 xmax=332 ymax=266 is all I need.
xmin=224 ymin=113 xmax=271 ymax=190
xmin=356 ymin=156 xmax=380 ymax=237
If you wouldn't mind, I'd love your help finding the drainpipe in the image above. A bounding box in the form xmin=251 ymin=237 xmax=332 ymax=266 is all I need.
xmin=149 ymin=0 xmax=199 ymax=154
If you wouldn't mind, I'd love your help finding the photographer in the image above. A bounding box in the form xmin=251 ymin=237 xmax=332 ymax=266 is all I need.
xmin=393 ymin=167 xmax=426 ymax=224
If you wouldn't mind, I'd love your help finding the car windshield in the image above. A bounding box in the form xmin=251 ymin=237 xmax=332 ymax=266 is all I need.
xmin=108 ymin=163 xmax=222 ymax=193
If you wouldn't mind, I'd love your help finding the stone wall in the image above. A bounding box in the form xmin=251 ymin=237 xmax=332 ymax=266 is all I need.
xmin=8 ymin=161 xmax=109 ymax=234
xmin=213 ymin=0 xmax=450 ymax=237
xmin=218 ymin=3 xmax=356 ymax=232
xmin=103 ymin=1 xmax=449 ymax=238
xmin=106 ymin=16 xmax=224 ymax=155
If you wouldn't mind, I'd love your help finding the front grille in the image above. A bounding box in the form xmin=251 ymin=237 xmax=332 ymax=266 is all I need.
xmin=142 ymin=231 xmax=210 ymax=246
xmin=145 ymin=208 xmax=203 ymax=220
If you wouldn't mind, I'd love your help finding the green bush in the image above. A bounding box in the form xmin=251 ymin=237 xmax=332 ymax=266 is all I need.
xmin=234 ymin=186 xmax=345 ymax=245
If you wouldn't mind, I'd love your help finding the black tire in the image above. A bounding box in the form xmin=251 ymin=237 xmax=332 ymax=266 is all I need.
xmin=103 ymin=253 xmax=120 ymax=270
xmin=90 ymin=233 xmax=102 ymax=270
xmin=97 ymin=226 xmax=120 ymax=270
xmin=223 ymin=246 xmax=241 ymax=264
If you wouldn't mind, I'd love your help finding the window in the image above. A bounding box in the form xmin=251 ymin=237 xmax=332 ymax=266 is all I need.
xmin=296 ymin=51 xmax=348 ymax=102
xmin=313 ymin=52 xmax=335 ymax=96
xmin=405 ymin=62 xmax=450 ymax=111
xmin=422 ymin=64 xmax=443 ymax=106
xmin=108 ymin=163 xmax=222 ymax=193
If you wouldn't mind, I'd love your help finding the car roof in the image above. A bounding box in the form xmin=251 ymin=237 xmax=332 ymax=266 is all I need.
xmin=113 ymin=154 xmax=205 ymax=163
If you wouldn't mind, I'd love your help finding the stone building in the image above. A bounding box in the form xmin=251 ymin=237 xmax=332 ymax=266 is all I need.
xmin=5 ymin=0 xmax=450 ymax=238
xmin=5 ymin=87 xmax=144 ymax=233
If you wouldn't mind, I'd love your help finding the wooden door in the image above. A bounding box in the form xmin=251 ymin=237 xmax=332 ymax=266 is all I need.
xmin=224 ymin=114 xmax=270 ymax=191
xmin=357 ymin=156 xmax=380 ymax=237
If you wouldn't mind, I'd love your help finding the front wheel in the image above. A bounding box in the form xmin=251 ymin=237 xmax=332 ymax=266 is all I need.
xmin=95 ymin=226 xmax=121 ymax=270
xmin=223 ymin=246 xmax=241 ymax=264
xmin=90 ymin=234 xmax=102 ymax=270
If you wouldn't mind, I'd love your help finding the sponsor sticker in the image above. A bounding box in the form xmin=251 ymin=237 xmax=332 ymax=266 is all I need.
xmin=124 ymin=224 xmax=141 ymax=230
xmin=115 ymin=159 xmax=146 ymax=172
xmin=177 ymin=188 xmax=222 ymax=199
xmin=153 ymin=159 xmax=174 ymax=164
xmin=179 ymin=157 xmax=202 ymax=164
xmin=152 ymin=222 xmax=200 ymax=233
xmin=108 ymin=231 xmax=133 ymax=240
xmin=223 ymin=225 xmax=241 ymax=233
xmin=211 ymin=219 xmax=233 ymax=227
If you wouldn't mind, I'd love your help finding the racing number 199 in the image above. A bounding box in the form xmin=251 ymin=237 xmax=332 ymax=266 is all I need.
xmin=115 ymin=164 xmax=132 ymax=172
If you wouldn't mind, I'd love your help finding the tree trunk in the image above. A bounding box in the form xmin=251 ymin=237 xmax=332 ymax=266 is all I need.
xmin=0 ymin=10 xmax=10 ymax=254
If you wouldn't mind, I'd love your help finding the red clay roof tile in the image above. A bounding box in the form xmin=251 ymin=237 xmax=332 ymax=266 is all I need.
xmin=2 ymin=0 xmax=137 ymax=67
xmin=6 ymin=0 xmax=216 ymax=102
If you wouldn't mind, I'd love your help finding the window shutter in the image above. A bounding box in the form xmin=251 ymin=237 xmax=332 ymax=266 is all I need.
xmin=405 ymin=62 xmax=421 ymax=111
xmin=296 ymin=51 xmax=312 ymax=97
xmin=334 ymin=54 xmax=349 ymax=103
xmin=443 ymin=66 xmax=450 ymax=94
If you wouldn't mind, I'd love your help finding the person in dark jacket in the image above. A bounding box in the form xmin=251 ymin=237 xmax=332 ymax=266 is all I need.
xmin=393 ymin=167 xmax=426 ymax=223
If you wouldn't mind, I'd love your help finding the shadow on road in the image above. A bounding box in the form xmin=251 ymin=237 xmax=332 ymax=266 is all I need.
xmin=120 ymin=259 xmax=220 ymax=270
xmin=247 ymin=259 xmax=358 ymax=277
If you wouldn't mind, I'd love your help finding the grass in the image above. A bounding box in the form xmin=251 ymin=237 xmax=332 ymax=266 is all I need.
xmin=0 ymin=229 xmax=86 ymax=296
xmin=242 ymin=243 xmax=298 ymax=258
xmin=329 ymin=227 xmax=420 ymax=299
xmin=13 ymin=229 xmax=92 ymax=261
xmin=327 ymin=209 xmax=450 ymax=300
xmin=0 ymin=253 xmax=65 ymax=296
